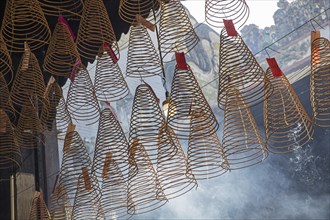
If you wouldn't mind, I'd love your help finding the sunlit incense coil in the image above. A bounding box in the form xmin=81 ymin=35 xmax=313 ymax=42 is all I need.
xmin=0 ymin=72 xmax=15 ymax=121
xmin=127 ymin=138 xmax=167 ymax=215
xmin=0 ymin=110 xmax=21 ymax=170
xmin=311 ymin=37 xmax=330 ymax=127
xmin=94 ymin=44 xmax=129 ymax=102
xmin=57 ymin=131 xmax=99 ymax=202
xmin=28 ymin=191 xmax=51 ymax=220
xmin=0 ymin=33 xmax=13 ymax=85
xmin=71 ymin=174 xmax=100 ymax=220
xmin=264 ymin=68 xmax=314 ymax=154
xmin=222 ymin=89 xmax=268 ymax=170
xmin=167 ymin=62 xmax=219 ymax=140
xmin=76 ymin=0 xmax=119 ymax=61
xmin=92 ymin=108 xmax=130 ymax=182
xmin=159 ymin=0 xmax=199 ymax=59
xmin=96 ymin=157 xmax=133 ymax=219
xmin=38 ymin=0 xmax=83 ymax=19
xmin=1 ymin=0 xmax=51 ymax=52
xmin=187 ymin=109 xmax=229 ymax=180
xmin=66 ymin=65 xmax=100 ymax=125
xmin=128 ymin=82 xmax=165 ymax=164
xmin=205 ymin=0 xmax=249 ymax=29
xmin=119 ymin=0 xmax=160 ymax=24
xmin=43 ymin=17 xmax=81 ymax=78
xmin=49 ymin=187 xmax=72 ymax=220
xmin=156 ymin=122 xmax=197 ymax=200
xmin=56 ymin=97 xmax=72 ymax=139
xmin=218 ymin=27 xmax=272 ymax=109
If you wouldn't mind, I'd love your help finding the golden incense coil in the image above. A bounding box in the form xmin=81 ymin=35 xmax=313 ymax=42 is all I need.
xmin=28 ymin=191 xmax=51 ymax=220
xmin=127 ymin=138 xmax=167 ymax=215
xmin=187 ymin=109 xmax=229 ymax=180
xmin=92 ymin=107 xmax=130 ymax=182
xmin=205 ymin=0 xmax=249 ymax=29
xmin=76 ymin=0 xmax=119 ymax=62
xmin=94 ymin=43 xmax=129 ymax=102
xmin=126 ymin=24 xmax=162 ymax=78
xmin=119 ymin=0 xmax=160 ymax=24
xmin=66 ymin=64 xmax=100 ymax=125
xmin=218 ymin=23 xmax=272 ymax=109
xmin=264 ymin=66 xmax=314 ymax=154
xmin=157 ymin=122 xmax=197 ymax=200
xmin=43 ymin=16 xmax=81 ymax=78
xmin=38 ymin=0 xmax=83 ymax=19
xmin=1 ymin=0 xmax=50 ymax=52
xmin=159 ymin=0 xmax=199 ymax=60
xmin=222 ymin=89 xmax=268 ymax=170
xmin=0 ymin=72 xmax=15 ymax=122
xmin=0 ymin=33 xmax=13 ymax=85
xmin=311 ymin=36 xmax=330 ymax=127
xmin=49 ymin=186 xmax=72 ymax=220
xmin=55 ymin=97 xmax=72 ymax=139
xmin=167 ymin=52 xmax=219 ymax=140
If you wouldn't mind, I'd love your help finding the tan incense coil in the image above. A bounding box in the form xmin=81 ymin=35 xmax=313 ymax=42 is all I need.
xmin=57 ymin=130 xmax=98 ymax=202
xmin=218 ymin=26 xmax=272 ymax=109
xmin=167 ymin=55 xmax=219 ymax=140
xmin=49 ymin=187 xmax=72 ymax=220
xmin=56 ymin=97 xmax=72 ymax=139
xmin=126 ymin=24 xmax=162 ymax=78
xmin=0 ymin=72 xmax=15 ymax=121
xmin=119 ymin=0 xmax=160 ymax=24
xmin=71 ymin=174 xmax=100 ymax=220
xmin=156 ymin=122 xmax=197 ymax=200
xmin=187 ymin=109 xmax=229 ymax=180
xmin=1 ymin=0 xmax=51 ymax=52
xmin=96 ymin=157 xmax=133 ymax=219
xmin=28 ymin=191 xmax=51 ymax=220
xmin=43 ymin=16 xmax=81 ymax=78
xmin=127 ymin=138 xmax=167 ymax=215
xmin=38 ymin=0 xmax=83 ymax=19
xmin=92 ymin=107 xmax=130 ymax=182
xmin=222 ymin=89 xmax=268 ymax=170
xmin=0 ymin=110 xmax=21 ymax=170
xmin=76 ymin=0 xmax=119 ymax=61
xmin=159 ymin=0 xmax=199 ymax=59
xmin=66 ymin=65 xmax=100 ymax=125
xmin=264 ymin=68 xmax=314 ymax=154
xmin=94 ymin=44 xmax=129 ymax=102
xmin=311 ymin=36 xmax=330 ymax=127
xmin=0 ymin=34 xmax=13 ymax=85
xmin=205 ymin=0 xmax=249 ymax=29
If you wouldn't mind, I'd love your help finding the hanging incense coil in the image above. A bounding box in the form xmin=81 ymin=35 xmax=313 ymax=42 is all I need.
xmin=28 ymin=191 xmax=51 ymax=220
xmin=159 ymin=0 xmax=199 ymax=60
xmin=127 ymin=138 xmax=167 ymax=214
xmin=1 ymin=0 xmax=51 ymax=52
xmin=0 ymin=72 xmax=15 ymax=121
xmin=76 ymin=0 xmax=119 ymax=61
xmin=311 ymin=37 xmax=330 ymax=127
xmin=167 ymin=54 xmax=219 ymax=140
xmin=57 ymin=130 xmax=99 ymax=202
xmin=119 ymin=0 xmax=160 ymax=24
xmin=205 ymin=0 xmax=249 ymax=29
xmin=56 ymin=97 xmax=72 ymax=139
xmin=92 ymin=107 xmax=130 ymax=182
xmin=126 ymin=24 xmax=162 ymax=78
xmin=187 ymin=109 xmax=229 ymax=180
xmin=0 ymin=33 xmax=13 ymax=85
xmin=222 ymin=89 xmax=268 ymax=170
xmin=96 ymin=157 xmax=133 ymax=219
xmin=264 ymin=68 xmax=314 ymax=154
xmin=49 ymin=187 xmax=72 ymax=220
xmin=157 ymin=122 xmax=197 ymax=199
xmin=38 ymin=0 xmax=83 ymax=19
xmin=43 ymin=16 xmax=81 ymax=78
xmin=71 ymin=174 xmax=100 ymax=220
xmin=66 ymin=65 xmax=100 ymax=125
xmin=94 ymin=44 xmax=129 ymax=102
xmin=0 ymin=110 xmax=21 ymax=170
xmin=218 ymin=26 xmax=272 ymax=109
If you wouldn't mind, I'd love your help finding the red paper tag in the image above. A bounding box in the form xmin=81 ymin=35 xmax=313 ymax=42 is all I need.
xmin=175 ymin=52 xmax=188 ymax=70
xmin=223 ymin=19 xmax=238 ymax=37
xmin=70 ymin=59 xmax=81 ymax=81
xmin=102 ymin=42 xmax=118 ymax=64
xmin=58 ymin=16 xmax=75 ymax=40
xmin=266 ymin=58 xmax=283 ymax=77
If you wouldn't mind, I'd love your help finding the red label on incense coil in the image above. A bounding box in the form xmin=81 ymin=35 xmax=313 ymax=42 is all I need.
xmin=223 ymin=19 xmax=238 ymax=37
xmin=58 ymin=16 xmax=75 ymax=40
xmin=175 ymin=52 xmax=188 ymax=70
xmin=70 ymin=59 xmax=81 ymax=81
xmin=266 ymin=58 xmax=283 ymax=77
xmin=103 ymin=42 xmax=118 ymax=64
